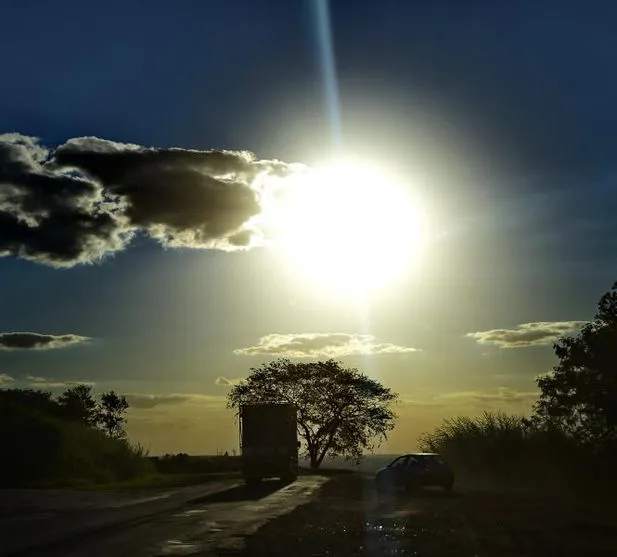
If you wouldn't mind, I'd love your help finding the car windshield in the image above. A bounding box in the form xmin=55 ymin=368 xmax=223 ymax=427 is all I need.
xmin=419 ymin=454 xmax=445 ymax=464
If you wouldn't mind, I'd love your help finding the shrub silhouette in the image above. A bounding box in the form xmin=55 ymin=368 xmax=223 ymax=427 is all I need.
xmin=0 ymin=387 xmax=151 ymax=487
xmin=419 ymin=410 xmax=608 ymax=495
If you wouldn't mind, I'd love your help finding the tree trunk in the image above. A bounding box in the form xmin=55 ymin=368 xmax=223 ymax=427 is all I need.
xmin=309 ymin=451 xmax=320 ymax=469
xmin=316 ymin=425 xmax=338 ymax=468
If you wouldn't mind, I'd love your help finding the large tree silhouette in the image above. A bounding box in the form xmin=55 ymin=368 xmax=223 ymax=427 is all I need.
xmin=533 ymin=281 xmax=617 ymax=451
xmin=227 ymin=358 xmax=398 ymax=468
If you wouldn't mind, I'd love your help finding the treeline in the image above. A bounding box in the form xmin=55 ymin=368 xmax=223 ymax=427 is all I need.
xmin=420 ymin=281 xmax=617 ymax=497
xmin=0 ymin=385 xmax=152 ymax=487
xmin=150 ymin=453 xmax=241 ymax=475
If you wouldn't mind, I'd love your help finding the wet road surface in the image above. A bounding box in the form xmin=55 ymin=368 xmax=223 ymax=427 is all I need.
xmin=4 ymin=474 xmax=617 ymax=556
xmin=1 ymin=477 xmax=327 ymax=557
xmin=238 ymin=474 xmax=617 ymax=557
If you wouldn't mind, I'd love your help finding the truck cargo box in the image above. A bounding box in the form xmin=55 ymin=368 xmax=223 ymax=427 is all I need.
xmin=240 ymin=402 xmax=299 ymax=483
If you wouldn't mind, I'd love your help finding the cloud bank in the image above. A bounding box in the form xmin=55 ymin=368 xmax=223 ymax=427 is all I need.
xmin=0 ymin=332 xmax=89 ymax=350
xmin=125 ymin=393 xmax=225 ymax=409
xmin=235 ymin=332 xmax=419 ymax=358
xmin=26 ymin=375 xmax=94 ymax=388
xmin=0 ymin=373 xmax=14 ymax=385
xmin=401 ymin=387 xmax=539 ymax=409
xmin=0 ymin=133 xmax=299 ymax=267
xmin=435 ymin=387 xmax=539 ymax=405
xmin=214 ymin=376 xmax=243 ymax=387
xmin=466 ymin=321 xmax=586 ymax=348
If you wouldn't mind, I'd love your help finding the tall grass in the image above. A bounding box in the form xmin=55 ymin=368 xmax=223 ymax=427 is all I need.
xmin=419 ymin=411 xmax=607 ymax=495
xmin=0 ymin=400 xmax=153 ymax=487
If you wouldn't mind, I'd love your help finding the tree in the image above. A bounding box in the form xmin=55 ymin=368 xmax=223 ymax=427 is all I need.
xmin=227 ymin=359 xmax=398 ymax=469
xmin=533 ymin=281 xmax=617 ymax=451
xmin=98 ymin=390 xmax=129 ymax=438
xmin=57 ymin=384 xmax=99 ymax=426
xmin=0 ymin=388 xmax=57 ymax=416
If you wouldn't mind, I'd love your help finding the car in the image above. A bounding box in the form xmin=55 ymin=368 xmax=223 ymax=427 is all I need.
xmin=375 ymin=453 xmax=454 ymax=494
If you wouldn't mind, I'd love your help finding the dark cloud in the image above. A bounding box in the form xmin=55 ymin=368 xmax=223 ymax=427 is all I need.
xmin=0 ymin=133 xmax=129 ymax=267
xmin=0 ymin=134 xmax=297 ymax=267
xmin=466 ymin=321 xmax=586 ymax=349
xmin=0 ymin=332 xmax=89 ymax=350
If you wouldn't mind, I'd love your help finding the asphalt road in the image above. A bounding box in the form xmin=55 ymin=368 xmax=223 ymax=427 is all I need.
xmin=4 ymin=474 xmax=616 ymax=556
xmin=0 ymin=477 xmax=327 ymax=557
xmin=239 ymin=475 xmax=617 ymax=557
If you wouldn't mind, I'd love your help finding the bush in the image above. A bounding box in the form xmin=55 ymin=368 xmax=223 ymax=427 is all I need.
xmin=0 ymin=401 xmax=63 ymax=485
xmin=0 ymin=397 xmax=152 ymax=487
xmin=418 ymin=411 xmax=612 ymax=496
xmin=54 ymin=423 xmax=153 ymax=484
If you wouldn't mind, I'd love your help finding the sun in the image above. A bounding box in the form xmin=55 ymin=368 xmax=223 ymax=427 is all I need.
xmin=265 ymin=160 xmax=428 ymax=296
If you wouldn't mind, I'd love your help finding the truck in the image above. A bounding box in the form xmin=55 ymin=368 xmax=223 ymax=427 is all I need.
xmin=239 ymin=402 xmax=299 ymax=485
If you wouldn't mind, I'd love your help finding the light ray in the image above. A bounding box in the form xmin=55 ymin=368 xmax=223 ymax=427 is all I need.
xmin=313 ymin=0 xmax=343 ymax=151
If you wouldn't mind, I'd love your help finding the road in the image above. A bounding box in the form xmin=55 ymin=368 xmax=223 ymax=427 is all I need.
xmin=240 ymin=474 xmax=617 ymax=557
xmin=0 ymin=477 xmax=327 ymax=557
xmin=3 ymin=474 xmax=616 ymax=556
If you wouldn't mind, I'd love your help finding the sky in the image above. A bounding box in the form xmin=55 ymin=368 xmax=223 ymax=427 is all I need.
xmin=1 ymin=0 xmax=616 ymax=455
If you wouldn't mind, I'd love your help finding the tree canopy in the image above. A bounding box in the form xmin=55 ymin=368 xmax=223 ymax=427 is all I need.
xmin=227 ymin=358 xmax=398 ymax=468
xmin=99 ymin=390 xmax=130 ymax=439
xmin=533 ymin=281 xmax=617 ymax=451
xmin=0 ymin=385 xmax=145 ymax=486
xmin=1 ymin=384 xmax=130 ymax=439
xmin=57 ymin=384 xmax=99 ymax=426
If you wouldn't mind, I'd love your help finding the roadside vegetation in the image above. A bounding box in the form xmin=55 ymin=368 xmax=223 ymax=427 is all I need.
xmin=420 ymin=281 xmax=617 ymax=498
xmin=0 ymin=386 xmax=152 ymax=487
xmin=150 ymin=453 xmax=241 ymax=475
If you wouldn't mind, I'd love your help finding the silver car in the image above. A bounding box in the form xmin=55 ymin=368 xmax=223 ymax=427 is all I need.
xmin=375 ymin=453 xmax=454 ymax=493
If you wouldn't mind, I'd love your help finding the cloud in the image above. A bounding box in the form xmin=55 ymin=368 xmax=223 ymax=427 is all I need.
xmin=214 ymin=376 xmax=243 ymax=387
xmin=435 ymin=388 xmax=539 ymax=406
xmin=0 ymin=332 xmax=89 ymax=350
xmin=0 ymin=133 xmax=130 ymax=267
xmin=26 ymin=375 xmax=94 ymax=388
xmin=466 ymin=321 xmax=586 ymax=348
xmin=234 ymin=333 xmax=419 ymax=358
xmin=0 ymin=133 xmax=300 ymax=267
xmin=399 ymin=397 xmax=446 ymax=408
xmin=125 ymin=393 xmax=225 ymax=409
xmin=0 ymin=373 xmax=15 ymax=385
xmin=400 ymin=388 xmax=538 ymax=409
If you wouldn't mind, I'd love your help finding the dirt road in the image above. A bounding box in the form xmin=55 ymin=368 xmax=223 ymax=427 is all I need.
xmin=238 ymin=474 xmax=617 ymax=557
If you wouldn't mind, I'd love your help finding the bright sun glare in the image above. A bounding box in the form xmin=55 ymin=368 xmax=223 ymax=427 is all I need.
xmin=265 ymin=161 xmax=427 ymax=296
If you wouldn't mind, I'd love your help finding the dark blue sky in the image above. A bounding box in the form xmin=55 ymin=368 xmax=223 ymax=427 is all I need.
xmin=1 ymin=0 xmax=616 ymax=452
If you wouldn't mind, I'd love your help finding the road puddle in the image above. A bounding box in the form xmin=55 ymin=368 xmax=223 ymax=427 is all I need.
xmin=153 ymin=476 xmax=328 ymax=555
xmin=158 ymin=539 xmax=200 ymax=555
